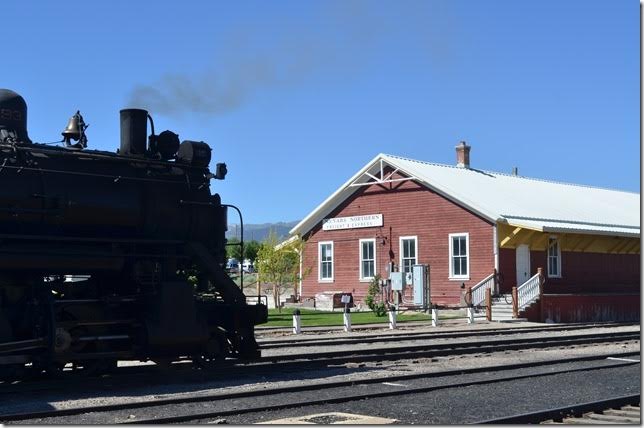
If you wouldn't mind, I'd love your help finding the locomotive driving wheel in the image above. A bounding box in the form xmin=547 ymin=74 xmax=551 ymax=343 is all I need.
xmin=192 ymin=331 xmax=230 ymax=370
xmin=50 ymin=308 xmax=117 ymax=377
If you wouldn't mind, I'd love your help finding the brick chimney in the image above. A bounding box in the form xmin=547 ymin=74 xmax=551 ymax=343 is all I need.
xmin=455 ymin=141 xmax=471 ymax=168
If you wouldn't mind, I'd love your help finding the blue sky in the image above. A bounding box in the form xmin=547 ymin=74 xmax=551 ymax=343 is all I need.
xmin=3 ymin=0 xmax=639 ymax=224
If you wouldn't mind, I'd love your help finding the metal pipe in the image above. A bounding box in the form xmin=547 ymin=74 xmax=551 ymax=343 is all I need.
xmin=77 ymin=334 xmax=130 ymax=342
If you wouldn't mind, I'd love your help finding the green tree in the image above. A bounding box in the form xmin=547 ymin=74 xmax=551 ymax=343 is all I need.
xmin=226 ymin=237 xmax=242 ymax=261
xmin=256 ymin=232 xmax=305 ymax=312
xmin=244 ymin=240 xmax=261 ymax=263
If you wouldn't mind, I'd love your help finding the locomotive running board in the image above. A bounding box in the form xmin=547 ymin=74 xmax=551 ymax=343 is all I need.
xmin=0 ymin=337 xmax=47 ymax=354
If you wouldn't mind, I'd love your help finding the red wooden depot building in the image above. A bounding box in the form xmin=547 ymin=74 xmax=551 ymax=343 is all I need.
xmin=289 ymin=143 xmax=640 ymax=322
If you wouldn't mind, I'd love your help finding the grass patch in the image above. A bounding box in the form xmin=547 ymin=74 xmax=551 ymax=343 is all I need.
xmin=263 ymin=307 xmax=436 ymax=327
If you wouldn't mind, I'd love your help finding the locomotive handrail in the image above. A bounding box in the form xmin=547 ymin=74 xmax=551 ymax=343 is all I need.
xmin=223 ymin=204 xmax=244 ymax=292
xmin=0 ymin=163 xmax=208 ymax=186
xmin=9 ymin=142 xmax=212 ymax=171
xmin=179 ymin=200 xmax=215 ymax=206
xmin=0 ymin=232 xmax=185 ymax=244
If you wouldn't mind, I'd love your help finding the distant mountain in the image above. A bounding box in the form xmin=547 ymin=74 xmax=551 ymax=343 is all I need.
xmin=226 ymin=220 xmax=299 ymax=242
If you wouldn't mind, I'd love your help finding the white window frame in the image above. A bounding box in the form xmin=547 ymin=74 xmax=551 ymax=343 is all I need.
xmin=399 ymin=236 xmax=418 ymax=274
xmin=318 ymin=241 xmax=334 ymax=282
xmin=449 ymin=233 xmax=470 ymax=280
xmin=359 ymin=238 xmax=376 ymax=281
xmin=547 ymin=236 xmax=562 ymax=278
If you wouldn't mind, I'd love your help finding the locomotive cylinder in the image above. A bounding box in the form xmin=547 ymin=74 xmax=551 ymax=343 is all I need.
xmin=120 ymin=108 xmax=148 ymax=156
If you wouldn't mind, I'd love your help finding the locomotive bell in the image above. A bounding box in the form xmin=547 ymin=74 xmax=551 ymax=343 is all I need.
xmin=61 ymin=110 xmax=88 ymax=147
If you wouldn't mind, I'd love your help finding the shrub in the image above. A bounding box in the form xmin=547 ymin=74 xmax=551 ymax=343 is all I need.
xmin=365 ymin=274 xmax=386 ymax=317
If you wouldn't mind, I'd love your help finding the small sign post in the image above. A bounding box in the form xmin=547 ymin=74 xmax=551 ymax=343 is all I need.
xmin=341 ymin=295 xmax=352 ymax=332
xmin=467 ymin=306 xmax=475 ymax=324
xmin=388 ymin=306 xmax=397 ymax=330
xmin=292 ymin=308 xmax=301 ymax=334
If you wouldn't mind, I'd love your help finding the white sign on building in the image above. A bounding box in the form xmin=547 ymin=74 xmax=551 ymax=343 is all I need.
xmin=322 ymin=214 xmax=383 ymax=231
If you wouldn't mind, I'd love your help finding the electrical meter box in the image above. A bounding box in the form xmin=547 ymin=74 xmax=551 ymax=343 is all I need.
xmin=412 ymin=264 xmax=429 ymax=306
xmin=405 ymin=272 xmax=413 ymax=286
xmin=390 ymin=271 xmax=405 ymax=291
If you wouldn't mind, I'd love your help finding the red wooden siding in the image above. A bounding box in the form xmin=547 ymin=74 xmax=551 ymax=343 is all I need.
xmin=498 ymin=248 xmax=640 ymax=294
xmin=538 ymin=294 xmax=639 ymax=323
xmin=300 ymin=177 xmax=495 ymax=306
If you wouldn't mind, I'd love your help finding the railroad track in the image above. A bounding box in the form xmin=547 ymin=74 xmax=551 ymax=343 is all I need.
xmin=1 ymin=352 xmax=639 ymax=424
xmin=257 ymin=322 xmax=637 ymax=349
xmin=475 ymin=395 xmax=641 ymax=424
xmin=0 ymin=328 xmax=638 ymax=396
xmin=255 ymin=330 xmax=640 ymax=364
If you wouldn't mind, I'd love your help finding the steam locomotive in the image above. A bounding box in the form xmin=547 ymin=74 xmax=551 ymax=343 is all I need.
xmin=0 ymin=89 xmax=267 ymax=378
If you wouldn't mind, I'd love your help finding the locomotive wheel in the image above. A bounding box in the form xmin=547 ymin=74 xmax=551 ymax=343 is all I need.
xmin=153 ymin=358 xmax=174 ymax=369
xmin=77 ymin=358 xmax=117 ymax=376
xmin=45 ymin=361 xmax=71 ymax=378
xmin=0 ymin=364 xmax=25 ymax=382
xmin=192 ymin=335 xmax=230 ymax=370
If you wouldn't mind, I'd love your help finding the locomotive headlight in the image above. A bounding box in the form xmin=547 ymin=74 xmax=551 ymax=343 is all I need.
xmin=214 ymin=162 xmax=227 ymax=180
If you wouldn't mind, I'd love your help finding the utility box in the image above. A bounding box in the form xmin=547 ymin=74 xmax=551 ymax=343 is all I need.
xmin=390 ymin=271 xmax=405 ymax=291
xmin=412 ymin=264 xmax=430 ymax=307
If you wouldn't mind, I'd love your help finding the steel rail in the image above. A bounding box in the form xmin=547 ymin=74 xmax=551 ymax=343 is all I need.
xmin=0 ymin=352 xmax=639 ymax=423
xmin=0 ymin=330 xmax=638 ymax=391
xmin=256 ymin=331 xmax=640 ymax=363
xmin=474 ymin=394 xmax=641 ymax=424
xmin=257 ymin=322 xmax=635 ymax=349
xmin=122 ymin=361 xmax=641 ymax=425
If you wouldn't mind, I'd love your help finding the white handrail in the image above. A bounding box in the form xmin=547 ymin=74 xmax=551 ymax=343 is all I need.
xmin=470 ymin=273 xmax=495 ymax=306
xmin=517 ymin=272 xmax=541 ymax=310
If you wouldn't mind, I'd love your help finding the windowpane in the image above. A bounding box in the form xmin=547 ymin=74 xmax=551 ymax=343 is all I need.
xmin=320 ymin=243 xmax=333 ymax=280
xmin=450 ymin=234 xmax=469 ymax=278
xmin=401 ymin=238 xmax=417 ymax=273
xmin=547 ymin=238 xmax=560 ymax=277
xmin=360 ymin=240 xmax=375 ymax=280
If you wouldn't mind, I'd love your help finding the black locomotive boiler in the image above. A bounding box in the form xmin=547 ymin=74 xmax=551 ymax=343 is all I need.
xmin=0 ymin=89 xmax=267 ymax=378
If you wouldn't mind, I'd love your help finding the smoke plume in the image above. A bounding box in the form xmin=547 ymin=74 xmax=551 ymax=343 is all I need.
xmin=127 ymin=1 xmax=448 ymax=116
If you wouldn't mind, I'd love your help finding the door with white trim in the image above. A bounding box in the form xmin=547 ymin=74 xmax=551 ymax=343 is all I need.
xmin=515 ymin=244 xmax=531 ymax=287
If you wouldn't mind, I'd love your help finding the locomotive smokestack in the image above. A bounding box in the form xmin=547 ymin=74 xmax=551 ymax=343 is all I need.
xmin=120 ymin=109 xmax=148 ymax=156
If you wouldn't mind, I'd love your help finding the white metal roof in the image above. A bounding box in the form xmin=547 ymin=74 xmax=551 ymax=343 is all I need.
xmin=290 ymin=153 xmax=640 ymax=238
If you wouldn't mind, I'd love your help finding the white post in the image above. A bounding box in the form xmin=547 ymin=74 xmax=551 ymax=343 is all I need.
xmin=467 ymin=306 xmax=475 ymax=324
xmin=292 ymin=309 xmax=301 ymax=334
xmin=343 ymin=307 xmax=352 ymax=332
xmin=388 ymin=307 xmax=397 ymax=330
xmin=431 ymin=307 xmax=438 ymax=327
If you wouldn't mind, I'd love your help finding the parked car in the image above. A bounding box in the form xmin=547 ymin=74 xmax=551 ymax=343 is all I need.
xmin=242 ymin=259 xmax=254 ymax=273
xmin=226 ymin=258 xmax=240 ymax=272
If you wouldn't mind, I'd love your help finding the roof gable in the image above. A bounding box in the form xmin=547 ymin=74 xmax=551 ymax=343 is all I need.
xmin=290 ymin=153 xmax=640 ymax=238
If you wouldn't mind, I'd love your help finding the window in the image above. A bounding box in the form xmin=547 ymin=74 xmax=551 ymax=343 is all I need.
xmin=318 ymin=241 xmax=334 ymax=281
xmin=547 ymin=237 xmax=561 ymax=278
xmin=359 ymin=239 xmax=376 ymax=280
xmin=399 ymin=236 xmax=417 ymax=273
xmin=449 ymin=233 xmax=469 ymax=279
